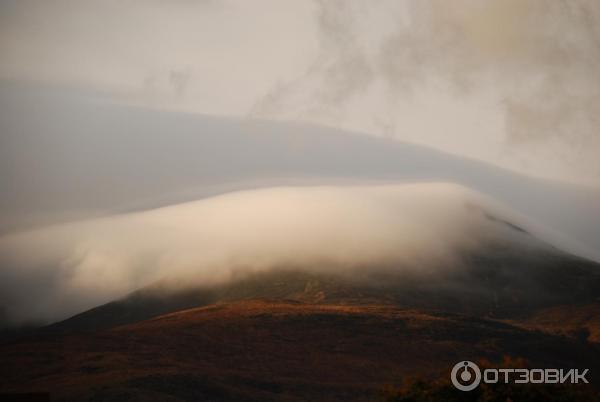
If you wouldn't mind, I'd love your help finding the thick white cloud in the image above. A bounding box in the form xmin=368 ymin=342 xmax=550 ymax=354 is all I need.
xmin=0 ymin=183 xmax=528 ymax=326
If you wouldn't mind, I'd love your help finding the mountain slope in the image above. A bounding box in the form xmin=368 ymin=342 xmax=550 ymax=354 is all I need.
xmin=46 ymin=229 xmax=600 ymax=335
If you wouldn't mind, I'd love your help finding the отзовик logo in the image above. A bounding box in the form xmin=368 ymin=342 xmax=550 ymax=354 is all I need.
xmin=451 ymin=361 xmax=481 ymax=391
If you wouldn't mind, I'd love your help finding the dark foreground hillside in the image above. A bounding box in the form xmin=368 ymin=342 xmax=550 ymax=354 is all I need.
xmin=1 ymin=300 xmax=598 ymax=401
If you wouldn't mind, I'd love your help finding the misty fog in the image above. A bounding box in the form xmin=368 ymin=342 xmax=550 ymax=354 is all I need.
xmin=0 ymin=183 xmax=540 ymax=327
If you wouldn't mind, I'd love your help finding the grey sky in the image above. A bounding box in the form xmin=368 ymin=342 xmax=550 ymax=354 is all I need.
xmin=1 ymin=0 xmax=600 ymax=184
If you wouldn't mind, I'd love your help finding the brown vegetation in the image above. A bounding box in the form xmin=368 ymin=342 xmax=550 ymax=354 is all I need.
xmin=1 ymin=300 xmax=598 ymax=401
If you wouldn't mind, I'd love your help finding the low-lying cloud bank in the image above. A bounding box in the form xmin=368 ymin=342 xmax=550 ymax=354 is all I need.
xmin=0 ymin=183 xmax=541 ymax=326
